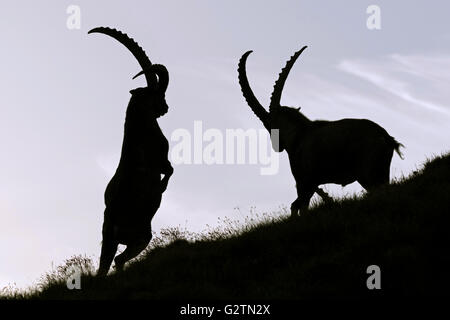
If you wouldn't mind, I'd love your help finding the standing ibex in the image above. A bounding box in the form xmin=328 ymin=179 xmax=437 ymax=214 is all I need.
xmin=238 ymin=46 xmax=404 ymax=217
xmin=89 ymin=27 xmax=173 ymax=276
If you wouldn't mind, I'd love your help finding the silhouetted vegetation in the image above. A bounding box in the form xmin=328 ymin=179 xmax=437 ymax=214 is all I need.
xmin=3 ymin=153 xmax=449 ymax=300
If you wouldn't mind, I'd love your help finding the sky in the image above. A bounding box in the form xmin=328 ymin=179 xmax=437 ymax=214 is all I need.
xmin=1 ymin=0 xmax=449 ymax=289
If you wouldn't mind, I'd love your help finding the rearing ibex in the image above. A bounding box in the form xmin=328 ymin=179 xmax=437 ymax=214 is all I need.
xmin=238 ymin=46 xmax=404 ymax=217
xmin=89 ymin=27 xmax=173 ymax=276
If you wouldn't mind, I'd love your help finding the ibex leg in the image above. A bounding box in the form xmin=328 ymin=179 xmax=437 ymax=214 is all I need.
xmin=291 ymin=184 xmax=315 ymax=218
xmin=114 ymin=233 xmax=152 ymax=272
xmin=97 ymin=209 xmax=118 ymax=276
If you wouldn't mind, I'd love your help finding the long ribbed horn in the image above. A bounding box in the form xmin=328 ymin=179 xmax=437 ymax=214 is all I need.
xmin=238 ymin=50 xmax=270 ymax=131
xmin=269 ymin=46 xmax=308 ymax=112
xmin=88 ymin=27 xmax=157 ymax=88
xmin=133 ymin=64 xmax=169 ymax=93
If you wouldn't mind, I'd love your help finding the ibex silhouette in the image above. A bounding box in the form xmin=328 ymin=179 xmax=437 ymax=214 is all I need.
xmin=238 ymin=46 xmax=404 ymax=217
xmin=89 ymin=27 xmax=173 ymax=276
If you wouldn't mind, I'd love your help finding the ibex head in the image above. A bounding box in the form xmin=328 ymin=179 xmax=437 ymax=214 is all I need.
xmin=238 ymin=46 xmax=309 ymax=152
xmin=88 ymin=27 xmax=169 ymax=118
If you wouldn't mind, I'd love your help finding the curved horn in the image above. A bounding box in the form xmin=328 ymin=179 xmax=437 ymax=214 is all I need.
xmin=88 ymin=26 xmax=157 ymax=88
xmin=133 ymin=64 xmax=169 ymax=93
xmin=238 ymin=50 xmax=270 ymax=131
xmin=269 ymin=46 xmax=308 ymax=111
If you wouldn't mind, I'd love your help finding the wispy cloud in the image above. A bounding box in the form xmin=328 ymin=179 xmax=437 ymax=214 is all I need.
xmin=337 ymin=54 xmax=450 ymax=117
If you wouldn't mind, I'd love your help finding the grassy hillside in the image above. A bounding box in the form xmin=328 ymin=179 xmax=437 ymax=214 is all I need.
xmin=6 ymin=153 xmax=450 ymax=300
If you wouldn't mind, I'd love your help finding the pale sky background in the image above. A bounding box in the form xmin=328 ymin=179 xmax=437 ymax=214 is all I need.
xmin=1 ymin=1 xmax=449 ymax=290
